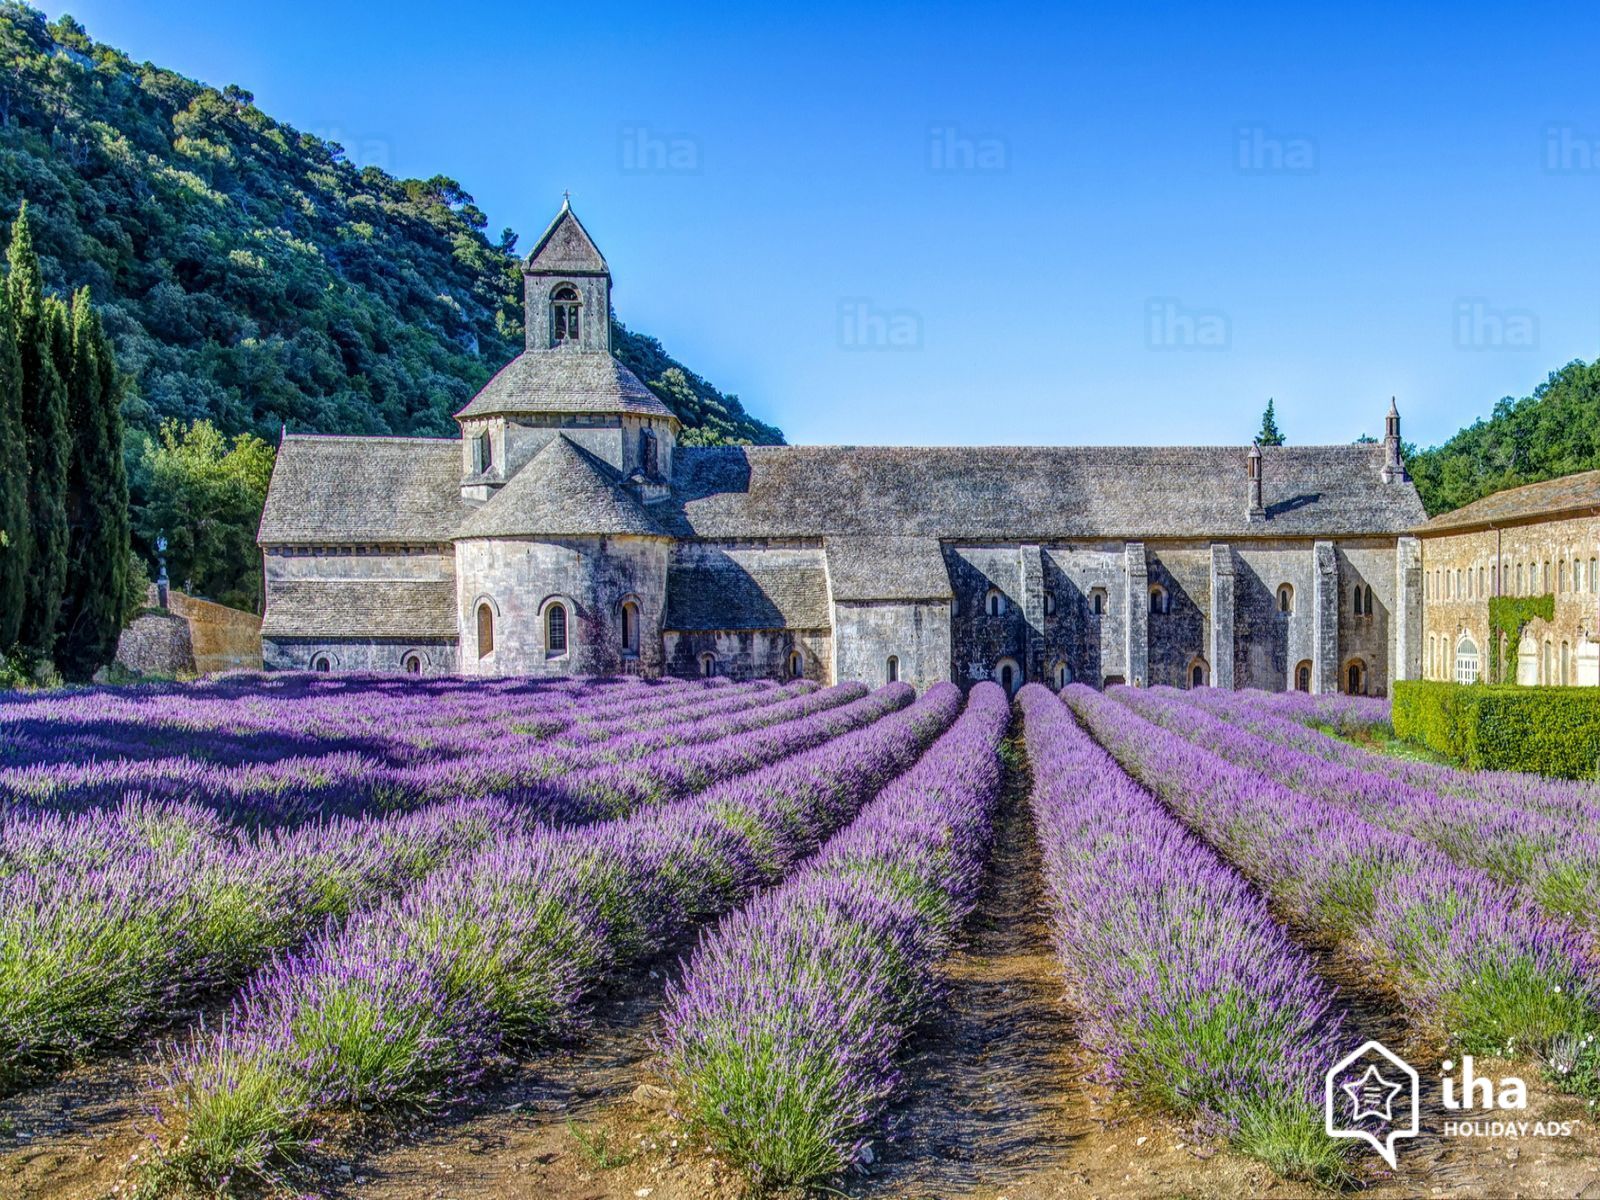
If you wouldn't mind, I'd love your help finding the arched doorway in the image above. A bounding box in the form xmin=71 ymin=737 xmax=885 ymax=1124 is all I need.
xmin=1344 ymin=658 xmax=1366 ymax=695
xmin=1188 ymin=658 xmax=1209 ymax=688
xmin=1294 ymin=660 xmax=1312 ymax=692
xmin=995 ymin=657 xmax=1021 ymax=695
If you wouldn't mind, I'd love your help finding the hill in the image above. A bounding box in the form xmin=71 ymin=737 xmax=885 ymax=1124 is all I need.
xmin=0 ymin=4 xmax=783 ymax=451
xmin=1407 ymin=359 xmax=1600 ymax=516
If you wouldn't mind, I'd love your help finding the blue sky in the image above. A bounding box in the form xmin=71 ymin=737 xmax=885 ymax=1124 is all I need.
xmin=39 ymin=0 xmax=1600 ymax=449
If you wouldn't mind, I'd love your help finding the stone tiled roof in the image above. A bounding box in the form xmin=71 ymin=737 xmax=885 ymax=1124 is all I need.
xmin=455 ymin=436 xmax=668 ymax=540
xmin=665 ymin=550 xmax=832 ymax=631
xmin=1420 ymin=469 xmax=1600 ymax=534
xmin=452 ymin=351 xmax=675 ymax=421
xmin=525 ymin=202 xmax=608 ymax=275
xmin=826 ymin=536 xmax=953 ymax=600
xmin=258 ymin=435 xmax=464 ymax=545
xmin=261 ymin=580 xmax=457 ymax=639
xmin=665 ymin=444 xmax=1425 ymax=539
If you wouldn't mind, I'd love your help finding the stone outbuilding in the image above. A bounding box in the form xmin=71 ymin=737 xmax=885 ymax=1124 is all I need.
xmin=1417 ymin=468 xmax=1600 ymax=686
xmin=258 ymin=201 xmax=1428 ymax=694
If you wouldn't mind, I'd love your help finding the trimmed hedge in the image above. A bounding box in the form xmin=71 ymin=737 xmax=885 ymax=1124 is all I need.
xmin=1393 ymin=680 xmax=1600 ymax=780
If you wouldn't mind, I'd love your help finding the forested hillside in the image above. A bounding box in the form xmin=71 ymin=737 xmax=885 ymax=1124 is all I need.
xmin=1407 ymin=359 xmax=1600 ymax=516
xmin=0 ymin=2 xmax=779 ymax=609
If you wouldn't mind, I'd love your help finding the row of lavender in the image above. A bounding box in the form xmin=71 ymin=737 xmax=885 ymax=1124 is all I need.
xmin=0 ymin=683 xmax=914 ymax=1093
xmin=149 ymin=685 xmax=965 ymax=1191
xmin=1 ymin=673 xmax=676 ymax=768
xmin=659 ymin=682 xmax=1010 ymax=1187
xmin=1065 ymin=685 xmax=1599 ymax=1061
xmin=1020 ymin=685 xmax=1350 ymax=1181
xmin=0 ymin=677 xmax=857 ymax=823
xmin=1116 ymin=687 xmax=1600 ymax=930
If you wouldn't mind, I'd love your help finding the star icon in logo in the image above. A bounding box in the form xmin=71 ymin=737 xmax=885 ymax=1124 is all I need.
xmin=1343 ymin=1064 xmax=1404 ymax=1122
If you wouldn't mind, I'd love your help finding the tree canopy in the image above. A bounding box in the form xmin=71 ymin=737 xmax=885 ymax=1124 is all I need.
xmin=1407 ymin=359 xmax=1600 ymax=516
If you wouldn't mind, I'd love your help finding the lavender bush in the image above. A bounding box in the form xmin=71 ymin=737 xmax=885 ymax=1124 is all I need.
xmin=1064 ymin=686 xmax=1599 ymax=1058
xmin=660 ymin=682 xmax=1010 ymax=1187
xmin=1116 ymin=687 xmax=1600 ymax=929
xmin=151 ymin=683 xmax=961 ymax=1192
xmin=1022 ymin=686 xmax=1350 ymax=1179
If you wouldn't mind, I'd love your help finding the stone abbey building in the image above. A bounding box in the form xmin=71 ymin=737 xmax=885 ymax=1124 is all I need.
xmin=258 ymin=202 xmax=1429 ymax=694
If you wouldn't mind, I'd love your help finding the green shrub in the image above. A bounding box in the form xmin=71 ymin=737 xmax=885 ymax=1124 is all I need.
xmin=1392 ymin=680 xmax=1600 ymax=779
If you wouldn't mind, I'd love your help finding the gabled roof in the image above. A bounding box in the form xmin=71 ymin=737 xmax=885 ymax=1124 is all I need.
xmin=455 ymin=435 xmax=667 ymax=540
xmin=262 ymin=579 xmax=457 ymax=640
xmin=1420 ymin=468 xmax=1600 ymax=534
xmin=662 ymin=443 xmax=1426 ymax=540
xmin=826 ymin=536 xmax=953 ymax=601
xmin=526 ymin=200 xmax=608 ymax=275
xmin=258 ymin=435 xmax=464 ymax=545
xmin=665 ymin=548 xmax=832 ymax=631
xmin=452 ymin=351 xmax=676 ymax=421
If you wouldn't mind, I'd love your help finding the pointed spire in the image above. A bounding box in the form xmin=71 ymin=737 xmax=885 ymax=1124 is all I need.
xmin=1382 ymin=396 xmax=1407 ymax=482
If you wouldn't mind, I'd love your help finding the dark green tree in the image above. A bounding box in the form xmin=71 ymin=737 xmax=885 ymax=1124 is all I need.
xmin=0 ymin=281 xmax=25 ymax=649
xmin=1256 ymin=398 xmax=1286 ymax=446
xmin=6 ymin=202 xmax=69 ymax=658
xmin=57 ymin=288 xmax=130 ymax=680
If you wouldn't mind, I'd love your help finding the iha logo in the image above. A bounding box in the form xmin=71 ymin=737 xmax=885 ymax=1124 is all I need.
xmin=1442 ymin=1056 xmax=1526 ymax=1111
xmin=1325 ymin=1040 xmax=1419 ymax=1168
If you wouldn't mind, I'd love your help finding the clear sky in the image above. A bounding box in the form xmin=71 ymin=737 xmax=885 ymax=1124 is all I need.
xmin=36 ymin=0 xmax=1600 ymax=449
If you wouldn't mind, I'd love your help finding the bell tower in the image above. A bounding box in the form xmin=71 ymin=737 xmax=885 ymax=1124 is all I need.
xmin=524 ymin=197 xmax=611 ymax=354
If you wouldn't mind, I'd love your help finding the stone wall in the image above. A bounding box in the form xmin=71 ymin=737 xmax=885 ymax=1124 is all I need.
xmin=264 ymin=638 xmax=457 ymax=674
xmin=456 ymin=534 xmax=670 ymax=677
xmin=663 ymin=629 xmax=831 ymax=682
xmin=831 ymin=600 xmax=951 ymax=692
xmin=114 ymin=588 xmax=263 ymax=677
xmin=1420 ymin=513 xmax=1600 ymax=685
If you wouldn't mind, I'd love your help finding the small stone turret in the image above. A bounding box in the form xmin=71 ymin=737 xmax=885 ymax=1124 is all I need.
xmin=1382 ymin=397 xmax=1408 ymax=483
xmin=1247 ymin=442 xmax=1265 ymax=520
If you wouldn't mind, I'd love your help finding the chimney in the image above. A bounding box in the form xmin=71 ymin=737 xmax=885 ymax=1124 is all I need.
xmin=1382 ymin=397 xmax=1408 ymax=482
xmin=1247 ymin=442 xmax=1265 ymax=520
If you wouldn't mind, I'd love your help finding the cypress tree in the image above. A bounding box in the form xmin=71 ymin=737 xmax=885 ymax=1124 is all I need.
xmin=6 ymin=203 xmax=70 ymax=661
xmin=0 ymin=283 xmax=26 ymax=650
xmin=58 ymin=288 xmax=130 ymax=680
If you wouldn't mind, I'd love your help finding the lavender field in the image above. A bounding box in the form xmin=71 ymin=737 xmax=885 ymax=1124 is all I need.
xmin=2 ymin=673 xmax=1597 ymax=1199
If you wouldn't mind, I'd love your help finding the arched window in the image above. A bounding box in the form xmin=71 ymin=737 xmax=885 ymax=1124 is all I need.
xmin=551 ymin=284 xmax=581 ymax=344
xmin=620 ymin=600 xmax=640 ymax=655
xmin=1544 ymin=639 xmax=1554 ymax=684
xmin=546 ymin=603 xmax=569 ymax=657
xmin=1295 ymin=660 xmax=1312 ymax=692
xmin=1189 ymin=658 xmax=1209 ymax=688
xmin=1090 ymin=588 xmax=1106 ymax=616
xmin=1149 ymin=585 xmax=1168 ymax=615
xmin=403 ymin=652 xmax=423 ymax=675
xmin=1276 ymin=584 xmax=1293 ymax=614
xmin=1562 ymin=640 xmax=1571 ymax=686
xmin=1560 ymin=561 xmax=1567 ymax=592
xmin=1364 ymin=585 xmax=1374 ymax=615
xmin=787 ymin=650 xmax=803 ymax=679
xmin=639 ymin=428 xmax=659 ymax=478
xmin=1454 ymin=636 xmax=1480 ymax=685
xmin=311 ymin=654 xmax=332 ymax=673
xmin=477 ymin=429 xmax=493 ymax=473
xmin=886 ymin=655 xmax=899 ymax=684
xmin=700 ymin=651 xmax=717 ymax=678
xmin=985 ymin=588 xmax=1005 ymax=617
xmin=1516 ymin=563 xmax=1524 ymax=594
xmin=476 ymin=603 xmax=494 ymax=658
xmin=1591 ymin=557 xmax=1598 ymax=593
xmin=1053 ymin=661 xmax=1070 ymax=689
